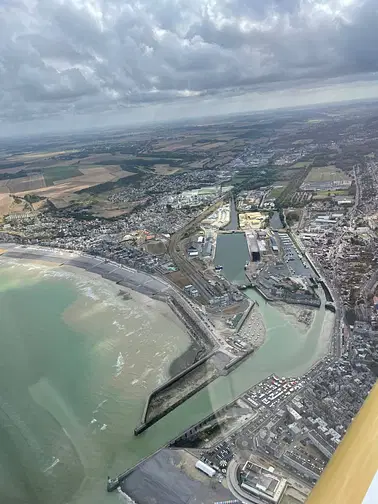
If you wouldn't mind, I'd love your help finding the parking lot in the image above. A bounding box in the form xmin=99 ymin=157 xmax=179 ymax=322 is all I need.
xmin=201 ymin=440 xmax=234 ymax=473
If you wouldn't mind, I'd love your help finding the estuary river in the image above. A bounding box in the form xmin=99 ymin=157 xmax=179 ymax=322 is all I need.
xmin=0 ymin=249 xmax=332 ymax=504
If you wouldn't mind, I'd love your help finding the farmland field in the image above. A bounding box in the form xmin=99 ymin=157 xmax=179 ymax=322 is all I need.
xmin=153 ymin=164 xmax=181 ymax=175
xmin=0 ymin=165 xmax=26 ymax=174
xmin=292 ymin=161 xmax=312 ymax=168
xmin=193 ymin=141 xmax=226 ymax=151
xmin=14 ymin=166 xmax=134 ymax=207
xmin=6 ymin=149 xmax=79 ymax=162
xmin=304 ymin=165 xmax=350 ymax=183
xmin=154 ymin=140 xmax=194 ymax=151
xmin=231 ymin=174 xmax=249 ymax=185
xmin=187 ymin=159 xmax=210 ymax=169
xmin=0 ymin=180 xmax=10 ymax=193
xmin=43 ymin=165 xmax=82 ymax=186
xmin=6 ymin=174 xmax=46 ymax=193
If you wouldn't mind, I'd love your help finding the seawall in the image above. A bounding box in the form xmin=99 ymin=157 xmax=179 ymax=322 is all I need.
xmin=320 ymin=280 xmax=334 ymax=303
xmin=224 ymin=348 xmax=254 ymax=371
xmin=235 ymin=300 xmax=255 ymax=332
xmin=135 ymin=345 xmax=254 ymax=436
xmin=134 ymin=350 xmax=217 ymax=435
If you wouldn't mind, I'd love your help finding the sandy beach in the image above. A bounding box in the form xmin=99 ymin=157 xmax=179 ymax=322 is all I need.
xmin=273 ymin=299 xmax=334 ymax=357
xmin=0 ymin=246 xmax=202 ymax=378
xmin=0 ymin=254 xmax=179 ymax=319
xmin=316 ymin=309 xmax=335 ymax=356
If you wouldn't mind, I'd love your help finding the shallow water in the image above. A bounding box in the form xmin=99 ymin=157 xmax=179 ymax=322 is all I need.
xmin=0 ymin=261 xmax=191 ymax=504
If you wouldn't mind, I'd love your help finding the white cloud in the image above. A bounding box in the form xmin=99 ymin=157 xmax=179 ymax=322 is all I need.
xmin=0 ymin=0 xmax=378 ymax=132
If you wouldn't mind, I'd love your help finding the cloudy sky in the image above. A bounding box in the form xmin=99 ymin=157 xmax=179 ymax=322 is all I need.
xmin=1 ymin=0 xmax=378 ymax=135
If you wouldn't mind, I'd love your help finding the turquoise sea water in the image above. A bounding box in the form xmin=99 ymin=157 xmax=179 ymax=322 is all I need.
xmin=0 ymin=261 xmax=191 ymax=504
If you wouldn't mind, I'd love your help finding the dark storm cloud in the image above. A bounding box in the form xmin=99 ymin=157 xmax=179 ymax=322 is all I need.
xmin=1 ymin=0 xmax=378 ymax=127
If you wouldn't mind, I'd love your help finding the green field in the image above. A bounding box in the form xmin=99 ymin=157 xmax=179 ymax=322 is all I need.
xmin=43 ymin=165 xmax=82 ymax=186
xmin=318 ymin=189 xmax=349 ymax=196
xmin=313 ymin=193 xmax=329 ymax=200
xmin=269 ymin=185 xmax=287 ymax=199
xmin=292 ymin=161 xmax=312 ymax=168
xmin=313 ymin=189 xmax=351 ymax=200
xmin=231 ymin=175 xmax=249 ymax=185
xmin=304 ymin=165 xmax=350 ymax=183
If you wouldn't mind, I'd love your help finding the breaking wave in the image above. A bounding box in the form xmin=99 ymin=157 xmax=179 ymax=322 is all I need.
xmin=117 ymin=488 xmax=137 ymax=503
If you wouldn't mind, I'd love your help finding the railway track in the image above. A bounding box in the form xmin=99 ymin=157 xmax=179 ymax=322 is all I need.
xmin=168 ymin=194 xmax=231 ymax=301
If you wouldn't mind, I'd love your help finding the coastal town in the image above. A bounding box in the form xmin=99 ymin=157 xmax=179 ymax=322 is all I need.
xmin=1 ymin=101 xmax=378 ymax=504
